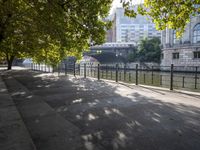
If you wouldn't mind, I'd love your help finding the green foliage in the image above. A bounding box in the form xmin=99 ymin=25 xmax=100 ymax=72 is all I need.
xmin=128 ymin=37 xmax=161 ymax=63
xmin=127 ymin=47 xmax=137 ymax=62
xmin=0 ymin=0 xmax=113 ymax=69
xmin=122 ymin=0 xmax=200 ymax=37
xmin=138 ymin=37 xmax=161 ymax=63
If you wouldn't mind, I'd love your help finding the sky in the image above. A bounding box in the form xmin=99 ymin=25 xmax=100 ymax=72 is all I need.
xmin=110 ymin=0 xmax=143 ymax=14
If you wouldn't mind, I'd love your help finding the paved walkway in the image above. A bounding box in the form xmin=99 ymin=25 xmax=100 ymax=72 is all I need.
xmin=1 ymin=67 xmax=200 ymax=150
xmin=0 ymin=71 xmax=36 ymax=150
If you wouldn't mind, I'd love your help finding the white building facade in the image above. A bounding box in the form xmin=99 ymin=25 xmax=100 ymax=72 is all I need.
xmin=114 ymin=7 xmax=161 ymax=43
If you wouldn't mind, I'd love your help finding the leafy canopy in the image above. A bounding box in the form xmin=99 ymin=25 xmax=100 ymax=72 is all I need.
xmin=0 ymin=0 xmax=112 ymax=68
xmin=128 ymin=37 xmax=161 ymax=63
xmin=122 ymin=0 xmax=200 ymax=37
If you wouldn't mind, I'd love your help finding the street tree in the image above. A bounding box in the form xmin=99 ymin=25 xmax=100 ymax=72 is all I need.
xmin=137 ymin=37 xmax=161 ymax=63
xmin=0 ymin=0 xmax=112 ymax=69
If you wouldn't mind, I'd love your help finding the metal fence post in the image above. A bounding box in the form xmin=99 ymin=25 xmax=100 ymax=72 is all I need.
xmin=182 ymin=76 xmax=185 ymax=88
xmin=97 ymin=64 xmax=100 ymax=80
xmin=136 ymin=64 xmax=138 ymax=85
xmin=91 ymin=65 xmax=93 ymax=77
xmin=151 ymin=66 xmax=154 ymax=84
xmin=111 ymin=69 xmax=113 ymax=80
xmin=49 ymin=65 xmax=50 ymax=73
xmin=116 ymin=64 xmax=118 ymax=82
xmin=44 ymin=64 xmax=46 ymax=72
xmin=106 ymin=65 xmax=108 ymax=79
xmin=79 ymin=64 xmax=81 ymax=76
xmin=124 ymin=64 xmax=126 ymax=81
xmin=73 ymin=62 xmax=76 ymax=76
xmin=58 ymin=64 xmax=60 ymax=76
xmin=65 ymin=63 xmax=67 ymax=75
xmin=195 ymin=66 xmax=198 ymax=89
xmin=84 ymin=63 xmax=86 ymax=78
xmin=160 ymin=75 xmax=162 ymax=85
xmin=170 ymin=64 xmax=174 ymax=90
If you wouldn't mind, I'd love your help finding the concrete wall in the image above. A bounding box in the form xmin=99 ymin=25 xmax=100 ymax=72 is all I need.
xmin=161 ymin=47 xmax=200 ymax=66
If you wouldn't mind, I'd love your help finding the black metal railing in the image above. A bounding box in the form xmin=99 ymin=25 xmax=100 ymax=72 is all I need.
xmin=25 ymin=63 xmax=200 ymax=92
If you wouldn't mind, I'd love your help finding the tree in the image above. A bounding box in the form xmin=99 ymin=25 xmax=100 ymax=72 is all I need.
xmin=0 ymin=0 xmax=112 ymax=69
xmin=127 ymin=46 xmax=137 ymax=62
xmin=122 ymin=0 xmax=200 ymax=37
xmin=137 ymin=37 xmax=161 ymax=63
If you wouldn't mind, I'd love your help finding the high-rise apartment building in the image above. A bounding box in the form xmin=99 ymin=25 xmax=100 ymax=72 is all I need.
xmin=110 ymin=7 xmax=161 ymax=44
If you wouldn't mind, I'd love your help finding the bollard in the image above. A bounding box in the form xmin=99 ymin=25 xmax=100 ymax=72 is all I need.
xmin=144 ymin=73 xmax=146 ymax=83
xmin=170 ymin=64 xmax=174 ymax=90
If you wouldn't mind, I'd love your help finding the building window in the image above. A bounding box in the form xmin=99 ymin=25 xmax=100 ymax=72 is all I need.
xmin=172 ymin=52 xmax=179 ymax=59
xmin=194 ymin=51 xmax=200 ymax=58
xmin=173 ymin=30 xmax=176 ymax=44
xmin=161 ymin=53 xmax=164 ymax=59
xmin=193 ymin=24 xmax=200 ymax=43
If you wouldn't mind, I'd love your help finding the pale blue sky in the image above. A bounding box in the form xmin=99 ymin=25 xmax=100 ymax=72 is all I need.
xmin=110 ymin=0 xmax=143 ymax=14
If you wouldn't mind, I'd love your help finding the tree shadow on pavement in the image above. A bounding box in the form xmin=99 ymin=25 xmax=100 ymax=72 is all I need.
xmin=3 ymin=69 xmax=200 ymax=150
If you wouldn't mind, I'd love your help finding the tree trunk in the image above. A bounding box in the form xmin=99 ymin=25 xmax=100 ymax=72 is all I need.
xmin=6 ymin=54 xmax=15 ymax=70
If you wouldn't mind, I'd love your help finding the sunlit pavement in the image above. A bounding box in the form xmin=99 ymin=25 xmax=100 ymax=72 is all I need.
xmin=1 ymin=67 xmax=200 ymax=150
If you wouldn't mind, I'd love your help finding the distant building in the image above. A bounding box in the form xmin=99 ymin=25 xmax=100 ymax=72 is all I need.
xmin=88 ymin=42 xmax=136 ymax=58
xmin=79 ymin=53 xmax=126 ymax=76
xmin=161 ymin=16 xmax=200 ymax=67
xmin=80 ymin=53 xmax=126 ymax=66
xmin=111 ymin=7 xmax=161 ymax=43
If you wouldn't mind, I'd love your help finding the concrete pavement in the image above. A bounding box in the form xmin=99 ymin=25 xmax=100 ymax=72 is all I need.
xmin=1 ymin=67 xmax=200 ymax=150
xmin=0 ymin=73 xmax=36 ymax=150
